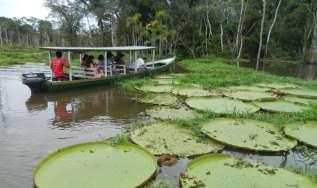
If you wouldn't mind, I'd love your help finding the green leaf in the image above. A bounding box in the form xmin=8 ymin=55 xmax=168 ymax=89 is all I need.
xmin=131 ymin=122 xmax=223 ymax=156
xmin=186 ymin=97 xmax=259 ymax=114
xmin=202 ymin=118 xmax=297 ymax=152
xmin=33 ymin=142 xmax=157 ymax=188
xmin=181 ymin=154 xmax=317 ymax=188
xmin=224 ymin=91 xmax=278 ymax=101
xmin=255 ymin=101 xmax=309 ymax=113
xmin=284 ymin=121 xmax=317 ymax=148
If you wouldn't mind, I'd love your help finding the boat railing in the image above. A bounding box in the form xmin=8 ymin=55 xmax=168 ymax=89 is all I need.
xmin=71 ymin=65 xmax=127 ymax=79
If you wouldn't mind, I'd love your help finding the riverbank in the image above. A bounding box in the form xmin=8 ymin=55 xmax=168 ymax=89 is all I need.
xmin=124 ymin=58 xmax=317 ymax=125
xmin=0 ymin=46 xmax=47 ymax=66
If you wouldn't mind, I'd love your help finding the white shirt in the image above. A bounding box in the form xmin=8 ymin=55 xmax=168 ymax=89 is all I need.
xmin=129 ymin=58 xmax=145 ymax=70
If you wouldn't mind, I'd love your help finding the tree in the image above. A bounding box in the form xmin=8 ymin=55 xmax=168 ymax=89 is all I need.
xmin=46 ymin=0 xmax=85 ymax=46
xmin=256 ymin=0 xmax=266 ymax=71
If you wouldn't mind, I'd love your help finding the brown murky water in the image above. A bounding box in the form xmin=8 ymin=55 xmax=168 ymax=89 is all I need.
xmin=0 ymin=64 xmax=316 ymax=188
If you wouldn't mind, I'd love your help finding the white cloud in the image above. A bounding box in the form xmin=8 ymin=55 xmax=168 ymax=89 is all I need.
xmin=0 ymin=0 xmax=49 ymax=19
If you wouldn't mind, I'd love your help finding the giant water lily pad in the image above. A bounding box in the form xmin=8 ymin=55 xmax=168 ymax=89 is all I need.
xmin=281 ymin=89 xmax=317 ymax=99
xmin=145 ymin=106 xmax=198 ymax=120
xmin=186 ymin=97 xmax=259 ymax=114
xmin=152 ymin=79 xmax=179 ymax=85
xmin=284 ymin=122 xmax=317 ymax=148
xmin=225 ymin=85 xmax=271 ymax=92
xmin=137 ymin=85 xmax=173 ymax=93
xmin=255 ymin=101 xmax=308 ymax=113
xmin=180 ymin=154 xmax=317 ymax=188
xmin=224 ymin=91 xmax=277 ymax=101
xmin=33 ymin=142 xmax=157 ymax=188
xmin=131 ymin=123 xmax=223 ymax=156
xmin=173 ymin=87 xmax=219 ymax=97
xmin=202 ymin=118 xmax=297 ymax=152
xmin=284 ymin=96 xmax=317 ymax=105
xmin=257 ymin=83 xmax=297 ymax=90
xmin=139 ymin=94 xmax=178 ymax=106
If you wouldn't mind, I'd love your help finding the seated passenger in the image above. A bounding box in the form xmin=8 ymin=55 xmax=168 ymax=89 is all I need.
xmin=50 ymin=51 xmax=70 ymax=81
xmin=107 ymin=52 xmax=114 ymax=66
xmin=81 ymin=54 xmax=89 ymax=67
xmin=97 ymin=55 xmax=105 ymax=75
xmin=114 ymin=52 xmax=126 ymax=65
xmin=128 ymin=57 xmax=146 ymax=72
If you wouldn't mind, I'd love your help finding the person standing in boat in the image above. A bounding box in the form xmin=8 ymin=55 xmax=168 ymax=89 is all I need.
xmin=50 ymin=51 xmax=70 ymax=81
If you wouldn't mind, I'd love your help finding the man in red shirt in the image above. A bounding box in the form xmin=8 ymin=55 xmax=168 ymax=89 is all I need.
xmin=50 ymin=51 xmax=70 ymax=81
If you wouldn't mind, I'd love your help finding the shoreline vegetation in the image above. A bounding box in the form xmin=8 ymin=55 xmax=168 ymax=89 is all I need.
xmin=0 ymin=46 xmax=47 ymax=65
xmin=120 ymin=57 xmax=317 ymax=185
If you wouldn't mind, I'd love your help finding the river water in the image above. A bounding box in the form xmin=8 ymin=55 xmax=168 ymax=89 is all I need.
xmin=0 ymin=64 xmax=316 ymax=188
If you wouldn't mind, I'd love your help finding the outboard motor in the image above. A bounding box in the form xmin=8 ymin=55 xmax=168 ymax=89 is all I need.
xmin=22 ymin=73 xmax=47 ymax=92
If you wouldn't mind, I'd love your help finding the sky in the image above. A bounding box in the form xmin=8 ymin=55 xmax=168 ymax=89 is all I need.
xmin=0 ymin=0 xmax=49 ymax=19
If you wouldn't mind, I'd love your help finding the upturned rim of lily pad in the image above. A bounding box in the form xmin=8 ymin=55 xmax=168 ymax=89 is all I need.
xmin=130 ymin=122 xmax=224 ymax=157
xmin=284 ymin=122 xmax=317 ymax=148
xmin=180 ymin=153 xmax=317 ymax=188
xmin=139 ymin=93 xmax=179 ymax=106
xmin=255 ymin=101 xmax=309 ymax=114
xmin=185 ymin=97 xmax=260 ymax=114
xmin=280 ymin=88 xmax=317 ymax=99
xmin=201 ymin=118 xmax=297 ymax=152
xmin=145 ymin=106 xmax=199 ymax=120
xmin=224 ymin=90 xmax=278 ymax=102
xmin=33 ymin=142 xmax=158 ymax=188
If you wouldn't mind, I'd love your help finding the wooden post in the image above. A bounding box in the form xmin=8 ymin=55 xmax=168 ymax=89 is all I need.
xmin=68 ymin=51 xmax=72 ymax=81
xmin=79 ymin=53 xmax=82 ymax=65
xmin=152 ymin=49 xmax=155 ymax=69
xmin=48 ymin=51 xmax=52 ymax=80
xmin=104 ymin=51 xmax=108 ymax=77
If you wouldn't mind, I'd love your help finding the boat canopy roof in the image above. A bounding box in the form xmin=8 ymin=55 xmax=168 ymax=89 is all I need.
xmin=40 ymin=46 xmax=155 ymax=52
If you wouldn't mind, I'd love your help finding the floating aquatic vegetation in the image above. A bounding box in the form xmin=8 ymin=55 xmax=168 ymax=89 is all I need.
xmin=224 ymin=91 xmax=277 ymax=102
xmin=257 ymin=83 xmax=297 ymax=90
xmin=130 ymin=122 xmax=223 ymax=156
xmin=152 ymin=79 xmax=179 ymax=85
xmin=137 ymin=84 xmax=173 ymax=93
xmin=139 ymin=94 xmax=178 ymax=106
xmin=201 ymin=118 xmax=297 ymax=152
xmin=281 ymin=89 xmax=317 ymax=99
xmin=145 ymin=106 xmax=198 ymax=120
xmin=172 ymin=87 xmax=219 ymax=97
xmin=225 ymin=85 xmax=271 ymax=92
xmin=255 ymin=101 xmax=309 ymax=113
xmin=33 ymin=142 xmax=157 ymax=188
xmin=185 ymin=97 xmax=259 ymax=114
xmin=284 ymin=122 xmax=317 ymax=148
xmin=180 ymin=154 xmax=317 ymax=188
xmin=284 ymin=96 xmax=317 ymax=105
xmin=154 ymin=75 xmax=173 ymax=79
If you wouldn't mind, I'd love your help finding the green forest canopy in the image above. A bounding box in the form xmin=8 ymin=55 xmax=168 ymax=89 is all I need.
xmin=0 ymin=0 xmax=316 ymax=61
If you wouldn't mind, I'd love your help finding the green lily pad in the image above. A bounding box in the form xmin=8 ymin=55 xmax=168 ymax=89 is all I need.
xmin=172 ymin=87 xmax=219 ymax=97
xmin=281 ymin=89 xmax=317 ymax=99
xmin=145 ymin=106 xmax=198 ymax=120
xmin=137 ymin=85 xmax=173 ymax=93
xmin=225 ymin=85 xmax=271 ymax=92
xmin=257 ymin=83 xmax=297 ymax=89
xmin=33 ymin=142 xmax=157 ymax=188
xmin=186 ymin=97 xmax=259 ymax=114
xmin=180 ymin=154 xmax=317 ymax=188
xmin=131 ymin=123 xmax=223 ymax=156
xmin=139 ymin=94 xmax=178 ymax=106
xmin=202 ymin=118 xmax=297 ymax=152
xmin=155 ymin=75 xmax=173 ymax=79
xmin=152 ymin=79 xmax=179 ymax=85
xmin=255 ymin=101 xmax=309 ymax=113
xmin=224 ymin=91 xmax=277 ymax=101
xmin=284 ymin=96 xmax=317 ymax=105
xmin=284 ymin=122 xmax=317 ymax=148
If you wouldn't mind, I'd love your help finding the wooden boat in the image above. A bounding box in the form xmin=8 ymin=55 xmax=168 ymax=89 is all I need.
xmin=22 ymin=46 xmax=176 ymax=92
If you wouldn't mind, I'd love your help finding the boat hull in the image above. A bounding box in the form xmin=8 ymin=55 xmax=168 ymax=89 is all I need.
xmin=25 ymin=58 xmax=175 ymax=93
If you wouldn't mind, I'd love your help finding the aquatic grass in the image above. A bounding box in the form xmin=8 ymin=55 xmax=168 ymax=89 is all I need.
xmin=146 ymin=181 xmax=172 ymax=188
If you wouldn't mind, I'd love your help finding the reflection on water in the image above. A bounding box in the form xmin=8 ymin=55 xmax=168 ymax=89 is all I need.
xmin=0 ymin=64 xmax=149 ymax=188
xmin=0 ymin=64 xmax=317 ymax=188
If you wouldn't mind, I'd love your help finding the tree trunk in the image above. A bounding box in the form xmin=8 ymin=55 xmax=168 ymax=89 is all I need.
xmin=265 ymin=0 xmax=282 ymax=56
xmin=0 ymin=26 xmax=2 ymax=46
xmin=111 ymin=14 xmax=118 ymax=47
xmin=310 ymin=9 xmax=317 ymax=63
xmin=256 ymin=0 xmax=266 ymax=71
xmin=220 ymin=23 xmax=224 ymax=52
xmin=235 ymin=0 xmax=244 ymax=58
